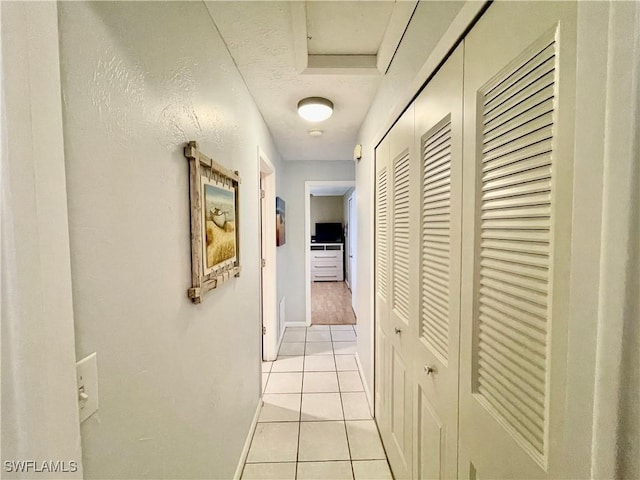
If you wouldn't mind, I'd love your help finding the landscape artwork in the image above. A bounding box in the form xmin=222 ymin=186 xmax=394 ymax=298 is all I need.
xmin=276 ymin=196 xmax=286 ymax=246
xmin=201 ymin=178 xmax=237 ymax=274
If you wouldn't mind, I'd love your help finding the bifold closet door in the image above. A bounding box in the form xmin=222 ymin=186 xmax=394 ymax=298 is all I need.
xmin=412 ymin=44 xmax=464 ymax=480
xmin=459 ymin=2 xmax=577 ymax=478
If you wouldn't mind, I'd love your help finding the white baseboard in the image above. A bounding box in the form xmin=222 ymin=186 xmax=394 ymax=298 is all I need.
xmin=233 ymin=398 xmax=263 ymax=480
xmin=284 ymin=321 xmax=309 ymax=328
xmin=355 ymin=352 xmax=374 ymax=418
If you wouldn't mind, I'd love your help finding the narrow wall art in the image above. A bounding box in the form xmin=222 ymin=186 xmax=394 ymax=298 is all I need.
xmin=276 ymin=197 xmax=286 ymax=246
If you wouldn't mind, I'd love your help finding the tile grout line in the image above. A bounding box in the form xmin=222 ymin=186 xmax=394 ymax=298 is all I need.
xmin=331 ymin=326 xmax=357 ymax=480
xmin=294 ymin=326 xmax=307 ymax=479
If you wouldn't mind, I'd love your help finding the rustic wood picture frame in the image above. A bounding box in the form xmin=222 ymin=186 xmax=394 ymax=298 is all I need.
xmin=185 ymin=141 xmax=241 ymax=303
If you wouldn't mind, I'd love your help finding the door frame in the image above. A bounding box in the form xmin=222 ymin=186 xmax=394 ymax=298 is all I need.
xmin=347 ymin=189 xmax=358 ymax=314
xmin=259 ymin=148 xmax=278 ymax=361
xmin=304 ymin=180 xmax=356 ymax=326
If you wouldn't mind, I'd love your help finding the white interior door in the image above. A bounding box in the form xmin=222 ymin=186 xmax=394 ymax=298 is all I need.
xmin=459 ymin=2 xmax=577 ymax=478
xmin=412 ymin=44 xmax=464 ymax=480
xmin=384 ymin=106 xmax=417 ymax=479
xmin=348 ymin=191 xmax=357 ymax=312
xmin=375 ymin=136 xmax=391 ymax=436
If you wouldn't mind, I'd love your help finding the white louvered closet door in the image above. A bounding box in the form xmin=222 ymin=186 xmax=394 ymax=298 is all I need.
xmin=412 ymin=44 xmax=463 ymax=480
xmin=459 ymin=2 xmax=577 ymax=478
xmin=374 ymin=136 xmax=391 ymax=435
xmin=383 ymin=105 xmax=417 ymax=480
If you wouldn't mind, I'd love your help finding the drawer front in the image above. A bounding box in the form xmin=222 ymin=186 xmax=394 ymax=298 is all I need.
xmin=311 ymin=250 xmax=340 ymax=260
xmin=312 ymin=264 xmax=341 ymax=275
xmin=312 ymin=271 xmax=343 ymax=282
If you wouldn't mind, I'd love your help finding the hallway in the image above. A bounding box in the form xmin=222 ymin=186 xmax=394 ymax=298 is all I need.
xmin=244 ymin=325 xmax=390 ymax=479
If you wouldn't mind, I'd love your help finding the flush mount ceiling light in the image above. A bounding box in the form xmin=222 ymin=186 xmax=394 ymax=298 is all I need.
xmin=297 ymin=97 xmax=334 ymax=122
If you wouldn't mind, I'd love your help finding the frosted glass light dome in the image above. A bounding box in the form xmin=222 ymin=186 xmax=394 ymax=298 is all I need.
xmin=297 ymin=97 xmax=334 ymax=122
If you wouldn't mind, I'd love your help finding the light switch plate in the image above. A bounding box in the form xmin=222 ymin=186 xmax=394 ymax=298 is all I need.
xmin=76 ymin=352 xmax=98 ymax=422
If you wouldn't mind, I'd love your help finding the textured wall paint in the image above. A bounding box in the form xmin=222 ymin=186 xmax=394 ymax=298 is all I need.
xmin=58 ymin=2 xmax=281 ymax=478
xmin=310 ymin=196 xmax=345 ymax=236
xmin=1 ymin=2 xmax=83 ymax=478
xmin=355 ymin=1 xmax=465 ymax=397
xmin=277 ymin=161 xmax=354 ymax=323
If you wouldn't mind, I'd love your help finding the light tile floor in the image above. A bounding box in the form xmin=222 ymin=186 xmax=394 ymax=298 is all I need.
xmin=246 ymin=325 xmax=393 ymax=480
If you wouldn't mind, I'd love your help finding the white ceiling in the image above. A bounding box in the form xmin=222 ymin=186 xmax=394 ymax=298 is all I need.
xmin=204 ymin=1 xmax=415 ymax=161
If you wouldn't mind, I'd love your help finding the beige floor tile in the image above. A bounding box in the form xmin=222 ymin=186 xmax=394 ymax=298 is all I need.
xmin=346 ymin=420 xmax=386 ymax=460
xmin=241 ymin=462 xmax=296 ymax=480
xmin=270 ymin=356 xmax=304 ymax=373
xmin=259 ymin=393 xmax=301 ymax=422
xmin=306 ymin=330 xmax=332 ymax=342
xmin=264 ymin=372 xmax=303 ymax=394
xmin=283 ymin=329 xmax=306 ymax=342
xmin=303 ymin=371 xmax=339 ymax=393
xmin=335 ymin=355 xmax=358 ymax=371
xmin=351 ymin=460 xmax=393 ymax=480
xmin=304 ymin=355 xmax=336 ymax=372
xmin=301 ymin=392 xmax=344 ymax=421
xmin=296 ymin=461 xmax=353 ymax=480
xmin=298 ymin=421 xmax=350 ymax=461
xmin=246 ymin=422 xmax=299 ymax=463
xmin=307 ymin=325 xmax=330 ymax=331
xmin=338 ymin=371 xmax=364 ymax=392
xmin=279 ymin=342 xmax=305 ymax=356
xmin=262 ymin=361 xmax=272 ymax=373
xmin=333 ymin=341 xmax=357 ymax=355
xmin=332 ymin=330 xmax=357 ymax=342
xmin=262 ymin=372 xmax=269 ymax=391
xmin=341 ymin=392 xmax=372 ymax=420
xmin=305 ymin=341 xmax=333 ymax=356
xmin=331 ymin=325 xmax=356 ymax=331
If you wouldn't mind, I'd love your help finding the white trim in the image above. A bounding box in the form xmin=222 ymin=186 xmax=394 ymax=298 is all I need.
xmin=283 ymin=321 xmax=309 ymax=329
xmin=258 ymin=148 xmax=278 ymax=361
xmin=355 ymin=352 xmax=374 ymax=417
xmin=233 ymin=398 xmax=263 ymax=480
xmin=304 ymin=180 xmax=356 ymax=326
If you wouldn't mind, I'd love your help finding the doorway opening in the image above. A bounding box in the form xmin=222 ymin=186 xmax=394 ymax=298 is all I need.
xmin=304 ymin=180 xmax=357 ymax=327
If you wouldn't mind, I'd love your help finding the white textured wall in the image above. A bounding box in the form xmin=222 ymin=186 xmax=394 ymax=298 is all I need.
xmin=1 ymin=3 xmax=83 ymax=478
xmin=355 ymin=0 xmax=464 ymax=398
xmin=310 ymin=196 xmax=345 ymax=236
xmin=277 ymin=161 xmax=354 ymax=323
xmin=58 ymin=2 xmax=281 ymax=478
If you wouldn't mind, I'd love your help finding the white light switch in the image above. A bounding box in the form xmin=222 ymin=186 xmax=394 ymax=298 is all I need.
xmin=76 ymin=352 xmax=98 ymax=422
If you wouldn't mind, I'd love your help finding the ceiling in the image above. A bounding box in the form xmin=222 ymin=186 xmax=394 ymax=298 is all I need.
xmin=204 ymin=1 xmax=416 ymax=161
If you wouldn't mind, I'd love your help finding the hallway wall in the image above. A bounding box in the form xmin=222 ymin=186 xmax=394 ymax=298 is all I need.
xmin=355 ymin=0 xmax=465 ymax=399
xmin=1 ymin=3 xmax=83 ymax=477
xmin=58 ymin=2 xmax=281 ymax=478
xmin=277 ymin=161 xmax=355 ymax=325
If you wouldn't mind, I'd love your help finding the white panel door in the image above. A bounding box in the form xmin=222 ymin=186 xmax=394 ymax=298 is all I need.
xmin=385 ymin=106 xmax=417 ymax=480
xmin=459 ymin=2 xmax=577 ymax=478
xmin=412 ymin=44 xmax=464 ymax=480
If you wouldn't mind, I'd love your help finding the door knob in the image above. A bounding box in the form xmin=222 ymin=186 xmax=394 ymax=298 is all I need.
xmin=424 ymin=365 xmax=435 ymax=375
xmin=394 ymin=328 xmax=402 ymax=335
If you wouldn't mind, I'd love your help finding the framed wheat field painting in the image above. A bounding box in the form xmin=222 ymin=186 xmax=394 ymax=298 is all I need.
xmin=185 ymin=141 xmax=241 ymax=303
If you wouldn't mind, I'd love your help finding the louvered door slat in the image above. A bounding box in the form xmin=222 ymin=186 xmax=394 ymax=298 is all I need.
xmin=392 ymin=153 xmax=411 ymax=321
xmin=474 ymin=34 xmax=558 ymax=461
xmin=376 ymin=168 xmax=389 ymax=297
xmin=421 ymin=118 xmax=453 ymax=362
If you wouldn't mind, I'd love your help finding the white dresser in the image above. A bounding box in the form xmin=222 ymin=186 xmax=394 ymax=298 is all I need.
xmin=310 ymin=243 xmax=344 ymax=282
